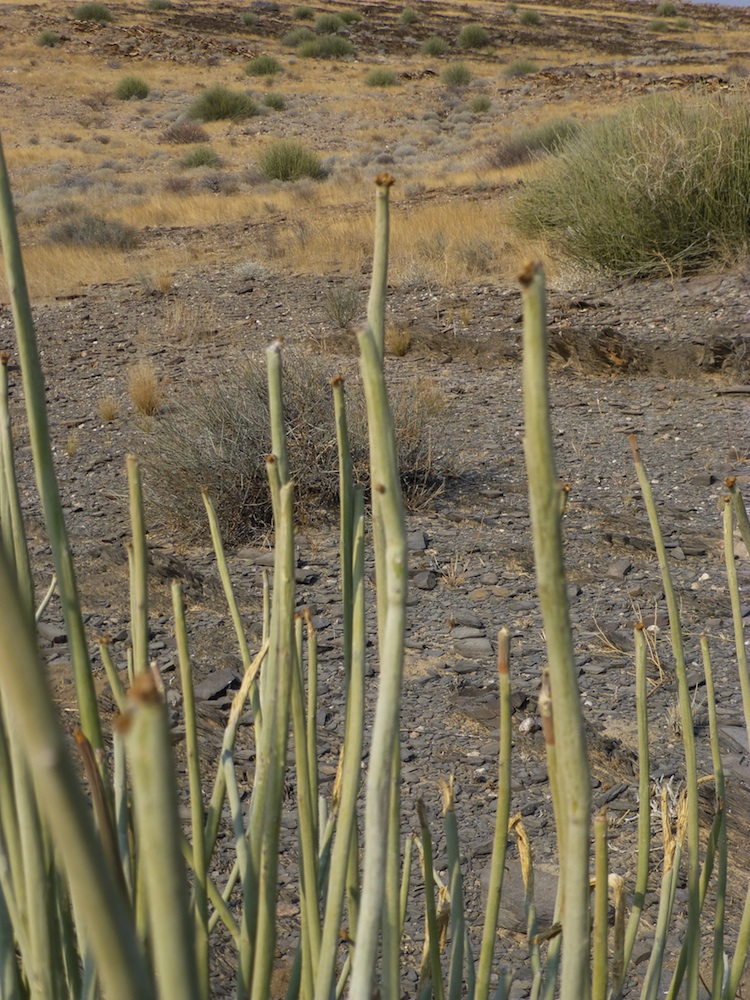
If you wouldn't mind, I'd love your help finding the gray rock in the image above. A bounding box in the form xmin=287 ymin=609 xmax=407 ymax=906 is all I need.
xmin=406 ymin=529 xmax=428 ymax=552
xmin=454 ymin=636 xmax=493 ymax=658
xmin=452 ymin=608 xmax=484 ymax=628
xmin=413 ymin=570 xmax=437 ymax=591
xmin=194 ymin=668 xmax=240 ymax=701
xmin=607 ymin=557 xmax=632 ymax=580
xmin=450 ymin=626 xmax=486 ymax=640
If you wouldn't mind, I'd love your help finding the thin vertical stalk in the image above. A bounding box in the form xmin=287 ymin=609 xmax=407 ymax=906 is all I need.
xmin=250 ymin=482 xmax=296 ymax=1000
xmin=305 ymin=613 xmax=319 ymax=834
xmin=723 ymin=884 xmax=750 ymax=1000
xmin=630 ymin=435 xmax=699 ymax=1000
xmin=722 ymin=496 xmax=750 ymax=752
xmin=443 ymin=778 xmax=466 ymax=1000
xmin=267 ymin=342 xmax=289 ymax=483
xmin=640 ymin=791 xmax=684 ymax=1000
xmin=0 ymin=134 xmax=102 ymax=751
xmin=349 ymin=320 xmax=407 ymax=999
xmin=417 ymin=800 xmax=445 ymax=1000
xmin=332 ymin=375 xmax=353 ymax=685
xmin=592 ymin=812 xmax=609 ymax=1000
xmin=701 ymin=635 xmax=726 ymax=1000
xmin=520 ymin=261 xmax=590 ymax=1000
xmin=122 ymin=672 xmax=199 ymax=1000
xmin=202 ymin=490 xmax=262 ymax=735
xmin=127 ymin=456 xmax=149 ymax=677
xmin=314 ymin=491 xmax=366 ymax=1000
xmin=112 ymin=730 xmax=133 ymax=901
xmin=0 ymin=355 xmax=33 ymax=616
xmin=511 ymin=817 xmax=542 ymax=994
xmin=476 ymin=629 xmax=512 ymax=1000
xmin=383 ymin=744 xmax=402 ymax=1000
xmin=172 ymin=582 xmax=209 ymax=1000
xmin=614 ymin=625 xmax=651 ymax=998
xmin=0 ymin=547 xmax=153 ymax=1000
xmin=367 ymin=173 xmax=393 ymax=363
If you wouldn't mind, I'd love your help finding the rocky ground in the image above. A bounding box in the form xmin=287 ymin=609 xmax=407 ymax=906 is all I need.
xmin=3 ymin=0 xmax=750 ymax=995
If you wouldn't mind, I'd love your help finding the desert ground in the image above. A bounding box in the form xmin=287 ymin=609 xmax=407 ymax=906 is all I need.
xmin=2 ymin=0 xmax=750 ymax=995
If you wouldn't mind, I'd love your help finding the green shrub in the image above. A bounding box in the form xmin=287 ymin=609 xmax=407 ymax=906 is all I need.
xmin=513 ymin=95 xmax=750 ymax=277
xmin=519 ymin=8 xmax=541 ymax=24
xmin=114 ymin=76 xmax=150 ymax=100
xmin=315 ymin=12 xmax=343 ymax=32
xmin=297 ymin=35 xmax=354 ymax=57
xmin=656 ymin=0 xmax=677 ymax=14
xmin=143 ymin=352 xmax=448 ymax=543
xmin=36 ymin=28 xmax=61 ymax=47
xmin=240 ymin=10 xmax=258 ymax=26
xmin=420 ymin=34 xmax=449 ymax=56
xmin=504 ymin=58 xmax=538 ymax=78
xmin=292 ymin=4 xmax=315 ymax=18
xmin=74 ymin=3 xmax=113 ymax=21
xmin=147 ymin=0 xmax=172 ymax=9
xmin=470 ymin=94 xmax=491 ymax=113
xmin=457 ymin=23 xmax=490 ymax=49
xmin=262 ymin=91 xmax=287 ymax=110
xmin=489 ymin=117 xmax=579 ymax=167
xmin=323 ymin=284 xmax=360 ymax=328
xmin=441 ymin=62 xmax=471 ymax=87
xmin=188 ymin=85 xmax=258 ymax=121
xmin=258 ymin=139 xmax=323 ymax=181
xmin=244 ymin=54 xmax=281 ymax=76
xmin=364 ymin=67 xmax=398 ymax=87
xmin=180 ymin=145 xmax=220 ymax=168
xmin=283 ymin=26 xmax=315 ymax=46
xmin=648 ymin=17 xmax=668 ymax=30
xmin=399 ymin=6 xmax=419 ymax=24
xmin=674 ymin=15 xmax=690 ymax=27
xmin=47 ymin=213 xmax=138 ymax=249
xmin=338 ymin=9 xmax=362 ymax=23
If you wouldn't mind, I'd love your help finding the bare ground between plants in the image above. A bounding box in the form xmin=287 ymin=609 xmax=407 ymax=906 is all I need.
xmin=2 ymin=258 xmax=750 ymax=995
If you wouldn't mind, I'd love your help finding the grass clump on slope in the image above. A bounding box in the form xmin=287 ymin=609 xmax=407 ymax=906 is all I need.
xmin=513 ymin=95 xmax=750 ymax=278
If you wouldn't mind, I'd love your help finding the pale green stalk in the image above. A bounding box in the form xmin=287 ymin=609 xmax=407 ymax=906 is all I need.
xmin=0 ymin=884 xmax=22 ymax=999
xmin=520 ymin=262 xmax=590 ymax=1000
xmin=123 ymin=672 xmax=198 ymax=1000
xmin=0 ymin=134 xmax=102 ymax=751
xmin=723 ymin=885 xmax=750 ymax=1000
xmin=223 ymin=749 xmax=254 ymax=998
xmin=383 ymin=745 xmax=402 ymax=1000
xmin=0 ymin=356 xmax=33 ymax=616
xmin=314 ymin=491 xmax=366 ymax=1000
xmin=305 ymin=614 xmax=319 ymax=832
xmin=290 ymin=617 xmax=321 ymax=995
xmin=349 ymin=320 xmax=407 ymax=999
xmin=251 ymin=482 xmax=296 ymax=1000
xmin=476 ymin=629 xmax=512 ymax=1000
xmin=0 ymin=548 xmax=152 ymax=999
xmin=400 ymin=834 xmax=413 ymax=936
xmin=112 ymin=730 xmax=133 ymax=901
xmin=332 ymin=375 xmax=354 ymax=685
xmin=727 ymin=477 xmax=750 ymax=555
xmin=99 ymin=639 xmax=127 ymax=713
xmin=701 ymin=635 xmax=726 ymax=999
xmin=443 ymin=779 xmax=466 ymax=1000
xmin=592 ymin=813 xmax=608 ymax=1000
xmin=172 ymin=582 xmax=209 ymax=1000
xmin=630 ymin=435 xmax=699 ymax=1000
xmin=722 ymin=496 xmax=750 ymax=756
xmin=127 ymin=456 xmax=149 ymax=676
xmin=367 ymin=173 xmax=393 ymax=363
xmin=614 ymin=625 xmax=651 ymax=997
xmin=512 ymin=817 xmax=542 ymax=997
xmin=641 ymin=792 xmax=683 ymax=1000
xmin=267 ymin=342 xmax=289 ymax=483
xmin=538 ymin=673 xmax=563 ymax=1000
xmin=202 ymin=490 xmax=262 ymax=735
xmin=35 ymin=573 xmax=56 ymax=624
xmin=417 ymin=800 xmax=445 ymax=1000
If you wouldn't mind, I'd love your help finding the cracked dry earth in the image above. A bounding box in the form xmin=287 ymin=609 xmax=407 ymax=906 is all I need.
xmin=2 ymin=260 xmax=750 ymax=997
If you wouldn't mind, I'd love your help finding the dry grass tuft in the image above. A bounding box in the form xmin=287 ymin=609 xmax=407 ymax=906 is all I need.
xmin=97 ymin=395 xmax=120 ymax=422
xmin=385 ymin=325 xmax=412 ymax=356
xmin=128 ymin=363 xmax=163 ymax=415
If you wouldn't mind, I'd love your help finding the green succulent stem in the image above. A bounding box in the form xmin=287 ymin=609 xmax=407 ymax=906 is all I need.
xmin=520 ymin=261 xmax=590 ymax=1000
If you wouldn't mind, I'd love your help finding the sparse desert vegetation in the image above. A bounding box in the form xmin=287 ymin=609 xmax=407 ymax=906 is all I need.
xmin=4 ymin=2 xmax=750 ymax=998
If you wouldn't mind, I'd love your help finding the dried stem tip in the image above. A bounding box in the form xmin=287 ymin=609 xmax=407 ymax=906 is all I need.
xmin=517 ymin=259 xmax=540 ymax=287
xmin=374 ymin=172 xmax=395 ymax=188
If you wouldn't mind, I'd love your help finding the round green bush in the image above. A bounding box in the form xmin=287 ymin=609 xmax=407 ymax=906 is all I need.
xmin=504 ymin=58 xmax=538 ymax=78
xmin=292 ymin=4 xmax=315 ymax=18
xmin=283 ymin=26 xmax=315 ymax=46
xmin=180 ymin=145 xmax=220 ymax=168
xmin=147 ymin=0 xmax=173 ymax=9
xmin=36 ymin=28 xmax=61 ymax=47
xmin=74 ymin=3 xmax=113 ymax=22
xmin=457 ymin=23 xmax=490 ymax=49
xmin=420 ymin=35 xmax=449 ymax=56
xmin=262 ymin=92 xmax=287 ymax=110
xmin=244 ymin=54 xmax=281 ymax=76
xmin=399 ymin=6 xmax=419 ymax=24
xmin=338 ymin=9 xmax=362 ymax=23
xmin=47 ymin=213 xmax=138 ymax=249
xmin=513 ymin=95 xmax=750 ymax=277
xmin=315 ymin=12 xmax=343 ymax=33
xmin=656 ymin=1 xmax=677 ymax=14
xmin=441 ymin=62 xmax=471 ymax=87
xmin=364 ymin=67 xmax=398 ymax=87
xmin=114 ymin=76 xmax=150 ymax=100
xmin=519 ymin=9 xmax=541 ymax=25
xmin=258 ymin=139 xmax=323 ymax=181
xmin=188 ymin=86 xmax=258 ymax=121
xmin=297 ymin=35 xmax=353 ymax=58
xmin=470 ymin=94 xmax=491 ymax=113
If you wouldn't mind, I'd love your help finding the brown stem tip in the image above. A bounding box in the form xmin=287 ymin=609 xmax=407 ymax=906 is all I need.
xmin=725 ymin=475 xmax=737 ymax=488
xmin=375 ymin=172 xmax=395 ymax=188
xmin=517 ymin=259 xmax=539 ymax=287
xmin=330 ymin=374 xmax=345 ymax=388
xmin=0 ymin=352 xmax=10 ymax=367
